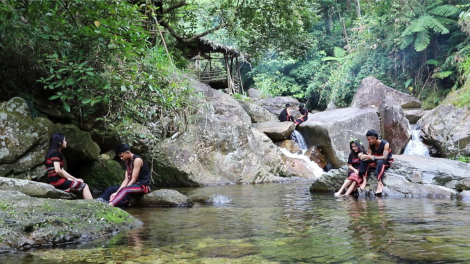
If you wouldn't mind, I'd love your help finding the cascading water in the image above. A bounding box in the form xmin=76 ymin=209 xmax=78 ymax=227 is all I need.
xmin=403 ymin=129 xmax=430 ymax=156
xmin=291 ymin=130 xmax=308 ymax=150
xmin=278 ymin=130 xmax=324 ymax=177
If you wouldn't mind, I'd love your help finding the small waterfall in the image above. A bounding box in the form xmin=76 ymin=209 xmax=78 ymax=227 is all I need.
xmin=279 ymin=148 xmax=325 ymax=177
xmin=403 ymin=129 xmax=430 ymax=156
xmin=291 ymin=130 xmax=308 ymax=150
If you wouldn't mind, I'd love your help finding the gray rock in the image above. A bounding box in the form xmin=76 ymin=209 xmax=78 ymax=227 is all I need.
xmin=252 ymin=121 xmax=296 ymax=141
xmin=149 ymin=80 xmax=289 ymax=186
xmin=298 ymin=107 xmax=381 ymax=168
xmin=404 ymin=109 xmax=427 ymax=124
xmin=247 ymin=88 xmax=261 ymax=99
xmin=258 ymin=96 xmax=300 ymax=116
xmin=457 ymin=190 xmax=470 ymax=201
xmin=379 ymin=97 xmax=411 ymax=154
xmin=191 ymin=194 xmax=232 ymax=204
xmin=129 ymin=189 xmax=193 ymax=207
xmin=351 ymin=77 xmax=421 ymax=109
xmin=237 ymin=100 xmax=278 ymax=123
xmin=0 ymin=176 xmax=72 ymax=199
xmin=311 ymin=155 xmax=465 ymax=197
xmin=0 ymin=192 xmax=140 ymax=250
xmin=417 ymin=104 xmax=470 ymax=158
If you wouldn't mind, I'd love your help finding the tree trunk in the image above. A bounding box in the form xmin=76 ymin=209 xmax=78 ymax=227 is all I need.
xmin=356 ymin=0 xmax=361 ymax=18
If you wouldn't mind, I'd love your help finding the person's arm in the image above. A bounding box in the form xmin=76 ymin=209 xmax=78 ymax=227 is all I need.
xmin=374 ymin=143 xmax=390 ymax=160
xmin=53 ymin=162 xmax=83 ymax=182
xmin=110 ymin=170 xmax=130 ymax=202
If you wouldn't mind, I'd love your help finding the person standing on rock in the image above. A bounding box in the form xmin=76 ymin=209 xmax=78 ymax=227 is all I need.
xmin=44 ymin=133 xmax=93 ymax=199
xmin=334 ymin=140 xmax=368 ymax=196
xmin=97 ymin=143 xmax=151 ymax=207
xmin=294 ymin=103 xmax=309 ymax=125
xmin=358 ymin=129 xmax=394 ymax=195
xmin=278 ymin=104 xmax=294 ymax=122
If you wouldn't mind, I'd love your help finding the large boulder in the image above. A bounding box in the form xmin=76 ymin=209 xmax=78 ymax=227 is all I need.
xmin=54 ymin=123 xmax=100 ymax=166
xmin=0 ymin=97 xmax=54 ymax=180
xmin=0 ymin=191 xmax=140 ymax=250
xmin=0 ymin=176 xmax=72 ymax=199
xmin=351 ymin=77 xmax=421 ymax=109
xmin=128 ymin=189 xmax=194 ymax=207
xmin=417 ymin=104 xmax=470 ymax=158
xmin=310 ymin=155 xmax=466 ymax=197
xmin=258 ymin=96 xmax=300 ymax=116
xmin=379 ymin=97 xmax=411 ymax=154
xmin=404 ymin=109 xmax=428 ymax=124
xmin=149 ymin=80 xmax=289 ymax=186
xmin=237 ymin=100 xmax=278 ymax=123
xmin=252 ymin=121 xmax=296 ymax=141
xmin=297 ymin=107 xmax=381 ymax=168
xmin=247 ymin=88 xmax=261 ymax=99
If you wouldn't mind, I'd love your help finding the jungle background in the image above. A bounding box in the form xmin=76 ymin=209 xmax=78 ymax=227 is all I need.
xmin=1 ymin=0 xmax=470 ymax=125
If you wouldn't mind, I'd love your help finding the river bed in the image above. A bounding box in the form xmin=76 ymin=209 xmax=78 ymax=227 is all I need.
xmin=2 ymin=180 xmax=470 ymax=263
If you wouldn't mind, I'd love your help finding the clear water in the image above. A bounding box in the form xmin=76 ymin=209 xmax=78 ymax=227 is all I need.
xmin=3 ymin=180 xmax=470 ymax=263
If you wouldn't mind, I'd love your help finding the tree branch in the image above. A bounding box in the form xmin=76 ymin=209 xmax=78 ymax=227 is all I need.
xmin=164 ymin=1 xmax=187 ymax=14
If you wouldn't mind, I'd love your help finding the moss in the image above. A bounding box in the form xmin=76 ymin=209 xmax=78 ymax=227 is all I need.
xmin=74 ymin=159 xmax=124 ymax=191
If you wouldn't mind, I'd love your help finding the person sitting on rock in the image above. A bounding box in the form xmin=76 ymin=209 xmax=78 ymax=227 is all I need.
xmin=334 ymin=140 xmax=368 ymax=196
xmin=358 ymin=129 xmax=394 ymax=196
xmin=294 ymin=103 xmax=309 ymax=125
xmin=278 ymin=104 xmax=294 ymax=122
xmin=97 ymin=143 xmax=151 ymax=206
xmin=44 ymin=133 xmax=93 ymax=199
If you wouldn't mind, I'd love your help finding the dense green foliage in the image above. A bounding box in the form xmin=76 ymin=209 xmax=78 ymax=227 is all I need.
xmin=0 ymin=0 xmax=190 ymax=126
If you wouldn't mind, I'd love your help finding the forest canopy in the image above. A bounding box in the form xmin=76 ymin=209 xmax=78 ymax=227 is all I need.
xmin=1 ymin=0 xmax=470 ymax=124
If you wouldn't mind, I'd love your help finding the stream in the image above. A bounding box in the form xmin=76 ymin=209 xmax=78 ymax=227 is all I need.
xmin=2 ymin=180 xmax=470 ymax=263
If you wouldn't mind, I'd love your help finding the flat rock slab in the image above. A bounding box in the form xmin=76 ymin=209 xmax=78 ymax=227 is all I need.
xmin=0 ymin=191 xmax=140 ymax=250
xmin=252 ymin=121 xmax=296 ymax=141
xmin=0 ymin=177 xmax=72 ymax=199
xmin=129 ymin=189 xmax=194 ymax=207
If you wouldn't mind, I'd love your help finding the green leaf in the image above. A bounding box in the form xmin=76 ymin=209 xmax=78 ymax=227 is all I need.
xmin=432 ymin=71 xmax=453 ymax=79
xmin=63 ymin=101 xmax=71 ymax=112
xmin=65 ymin=78 xmax=75 ymax=85
xmin=82 ymin=99 xmax=92 ymax=104
xmin=49 ymin=95 xmax=60 ymax=100
xmin=86 ymin=71 xmax=95 ymax=76
xmin=414 ymin=29 xmax=430 ymax=51
xmin=121 ymin=85 xmax=127 ymax=91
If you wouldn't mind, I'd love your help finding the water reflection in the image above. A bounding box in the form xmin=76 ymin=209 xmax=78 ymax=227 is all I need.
xmin=3 ymin=181 xmax=470 ymax=263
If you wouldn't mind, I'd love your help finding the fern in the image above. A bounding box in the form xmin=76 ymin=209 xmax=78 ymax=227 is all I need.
xmin=432 ymin=71 xmax=453 ymax=79
xmin=415 ymin=29 xmax=430 ymax=52
xmin=429 ymin=5 xmax=460 ymax=17
xmin=333 ymin=47 xmax=346 ymax=58
xmin=400 ymin=34 xmax=414 ymax=49
xmin=427 ymin=16 xmax=450 ymax=34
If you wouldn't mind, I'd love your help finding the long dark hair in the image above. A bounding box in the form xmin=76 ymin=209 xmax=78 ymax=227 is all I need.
xmin=349 ymin=140 xmax=366 ymax=157
xmin=45 ymin=133 xmax=65 ymax=161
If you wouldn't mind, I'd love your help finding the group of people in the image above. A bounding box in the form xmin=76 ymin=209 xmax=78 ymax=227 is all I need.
xmin=334 ymin=129 xmax=394 ymax=197
xmin=44 ymin=128 xmax=392 ymax=203
xmin=278 ymin=103 xmax=309 ymax=125
xmin=45 ymin=133 xmax=151 ymax=206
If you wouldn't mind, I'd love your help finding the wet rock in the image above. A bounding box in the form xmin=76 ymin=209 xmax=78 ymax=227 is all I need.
xmin=275 ymin=140 xmax=301 ymax=154
xmin=0 ymin=176 xmax=72 ymax=199
xmin=257 ymin=96 xmax=300 ymax=116
xmin=298 ymin=107 xmax=380 ymax=168
xmin=252 ymin=121 xmax=296 ymax=141
xmin=351 ymin=77 xmax=421 ymax=109
xmin=129 ymin=189 xmax=194 ymax=207
xmin=0 ymin=191 xmax=140 ymax=250
xmin=379 ymin=97 xmax=411 ymax=154
xmin=417 ymin=104 xmax=470 ymax=158
xmin=284 ymin=157 xmax=318 ymax=178
xmin=237 ymin=100 xmax=278 ymax=123
xmin=305 ymin=146 xmax=327 ymax=169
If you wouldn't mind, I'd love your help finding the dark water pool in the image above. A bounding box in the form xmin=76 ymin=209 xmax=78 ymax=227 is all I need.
xmin=3 ymin=180 xmax=470 ymax=263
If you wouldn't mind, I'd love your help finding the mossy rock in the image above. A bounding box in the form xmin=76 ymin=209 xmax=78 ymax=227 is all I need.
xmin=75 ymin=159 xmax=124 ymax=192
xmin=54 ymin=123 xmax=100 ymax=166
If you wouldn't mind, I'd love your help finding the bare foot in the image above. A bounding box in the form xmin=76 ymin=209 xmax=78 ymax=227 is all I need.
xmin=334 ymin=192 xmax=342 ymax=197
xmin=359 ymin=182 xmax=367 ymax=190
